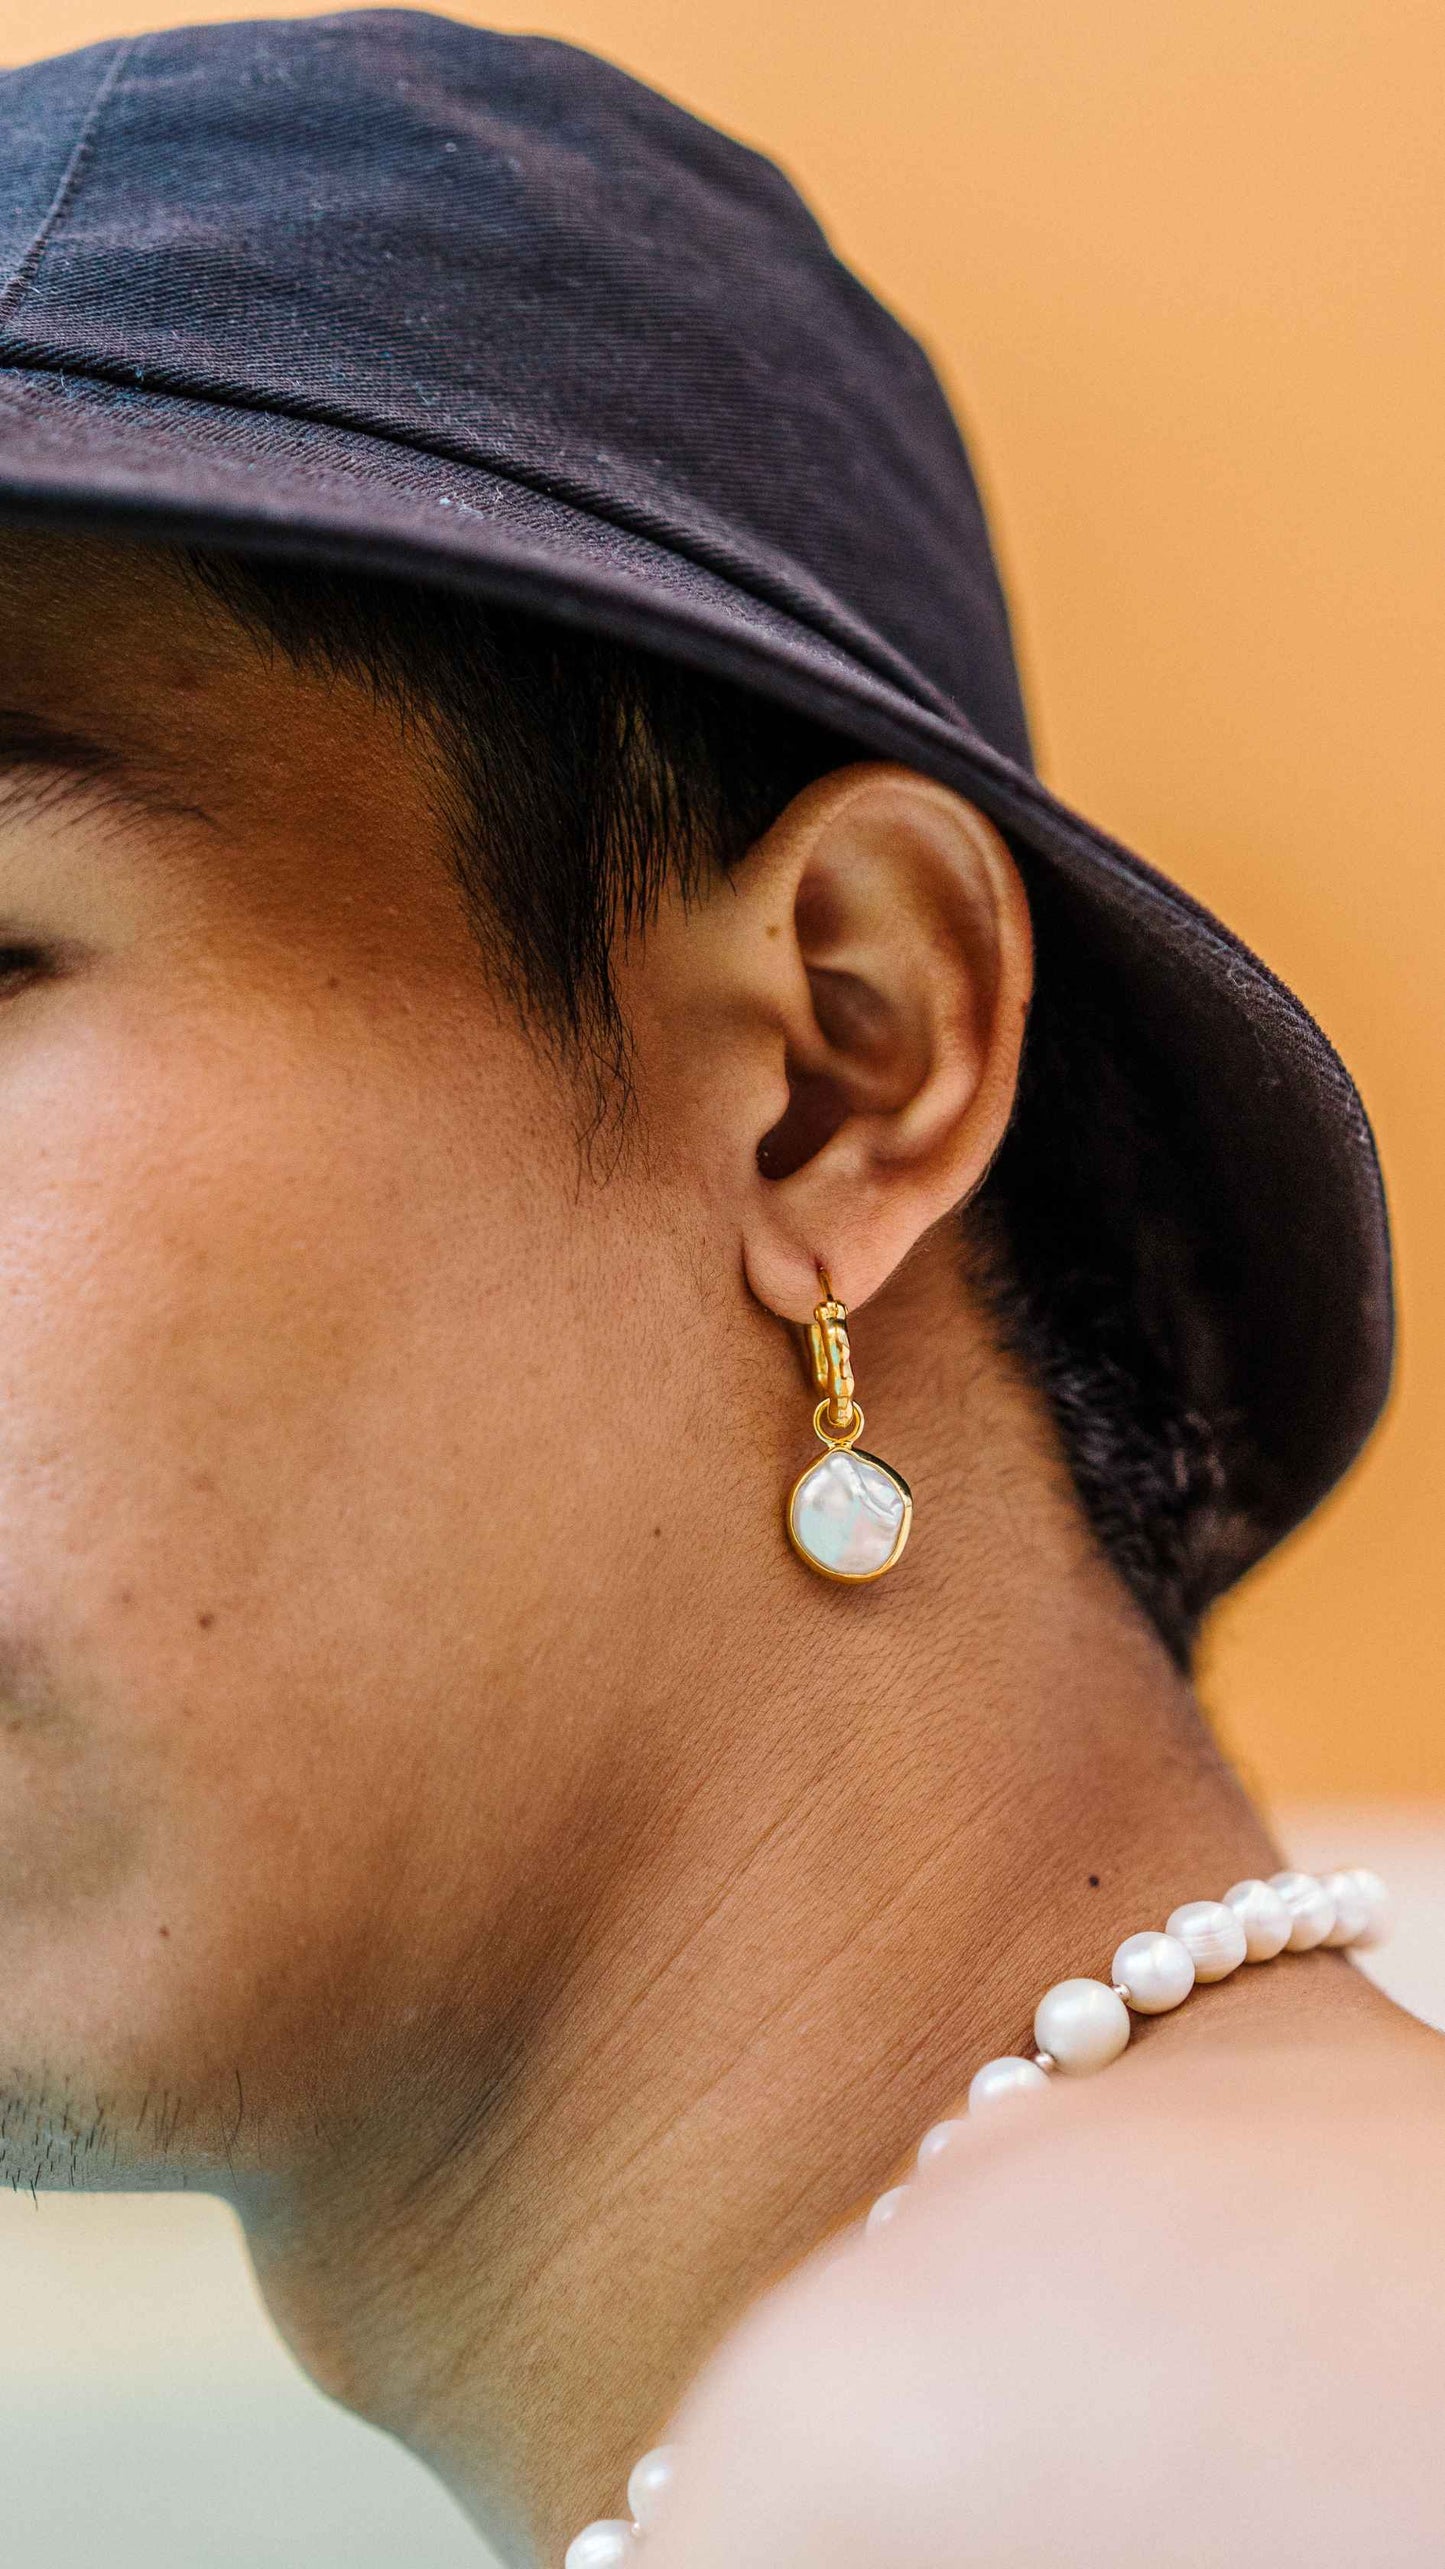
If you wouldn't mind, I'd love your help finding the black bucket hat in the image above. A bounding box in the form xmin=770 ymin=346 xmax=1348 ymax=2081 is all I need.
xmin=0 ymin=9 xmax=1392 ymax=1577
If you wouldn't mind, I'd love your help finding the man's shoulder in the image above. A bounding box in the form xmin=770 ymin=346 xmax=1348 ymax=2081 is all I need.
xmin=651 ymin=2035 xmax=1445 ymax=2567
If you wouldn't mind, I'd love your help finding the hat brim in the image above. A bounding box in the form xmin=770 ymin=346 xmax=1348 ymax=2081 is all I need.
xmin=0 ymin=360 xmax=1393 ymax=1577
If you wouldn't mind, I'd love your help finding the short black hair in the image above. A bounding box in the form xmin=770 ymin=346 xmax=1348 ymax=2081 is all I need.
xmin=186 ymin=550 xmax=1253 ymax=1665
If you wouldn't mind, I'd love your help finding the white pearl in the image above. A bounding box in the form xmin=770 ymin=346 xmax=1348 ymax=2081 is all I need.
xmin=1033 ymin=1977 xmax=1131 ymax=2074
xmin=917 ymin=2118 xmax=967 ymax=2169
xmin=789 ymin=1449 xmax=908 ymax=1577
xmin=866 ymin=2185 xmax=908 ymax=2235
xmin=967 ymin=2055 xmax=1051 ymax=2112
xmin=1320 ymin=1870 xmax=1372 ymax=1947
xmin=1223 ymin=1876 xmax=1292 ymax=1961
xmin=626 ymin=2445 xmax=677 ymax=2532
xmin=1165 ymin=1899 xmax=1248 ymax=1982
xmin=565 ymin=2524 xmax=636 ymax=2569
xmin=1269 ymin=1869 xmax=1336 ymax=1951
xmin=1344 ymin=1865 xmax=1391 ymax=1949
xmin=1112 ymin=1930 xmax=1196 ymax=2014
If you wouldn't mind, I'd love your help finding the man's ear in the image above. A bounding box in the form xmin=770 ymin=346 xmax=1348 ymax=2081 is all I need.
xmin=627 ymin=763 xmax=1034 ymax=1322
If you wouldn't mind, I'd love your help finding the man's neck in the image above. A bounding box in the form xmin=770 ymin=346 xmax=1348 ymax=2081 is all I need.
xmin=242 ymin=1264 xmax=1375 ymax=2565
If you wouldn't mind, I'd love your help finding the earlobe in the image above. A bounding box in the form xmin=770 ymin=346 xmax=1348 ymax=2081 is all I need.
xmin=735 ymin=766 xmax=1033 ymax=1323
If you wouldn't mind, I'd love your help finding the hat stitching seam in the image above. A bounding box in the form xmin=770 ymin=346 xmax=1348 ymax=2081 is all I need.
xmin=0 ymin=39 xmax=139 ymax=329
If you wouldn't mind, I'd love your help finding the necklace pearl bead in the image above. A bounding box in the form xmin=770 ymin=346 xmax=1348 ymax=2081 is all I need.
xmin=1223 ymin=1876 xmax=1292 ymax=1960
xmin=917 ymin=2117 xmax=967 ymax=2168
xmin=626 ymin=2447 xmax=677 ymax=2532
xmin=1164 ymin=1899 xmax=1248 ymax=1981
xmin=967 ymin=2054 xmax=1052 ymax=2112
xmin=1269 ymin=1868 xmax=1336 ymax=1951
xmin=1111 ymin=1929 xmax=1196 ymax=2014
xmin=1320 ymin=1869 xmax=1371 ymax=1947
xmin=1033 ymin=1976 xmax=1131 ymax=2073
xmin=1343 ymin=1865 xmax=1390 ymax=1948
xmin=865 ymin=2184 xmax=909 ymax=2235
xmin=564 ymin=2523 xmax=636 ymax=2568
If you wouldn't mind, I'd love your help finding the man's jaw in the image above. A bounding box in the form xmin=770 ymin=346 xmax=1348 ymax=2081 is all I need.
xmin=0 ymin=2064 xmax=251 ymax=2195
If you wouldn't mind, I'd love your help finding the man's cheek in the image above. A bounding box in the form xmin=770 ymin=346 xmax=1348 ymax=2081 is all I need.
xmin=0 ymin=1656 xmax=146 ymax=1925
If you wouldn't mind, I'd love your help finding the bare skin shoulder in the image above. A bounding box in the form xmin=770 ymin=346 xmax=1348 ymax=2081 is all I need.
xmin=650 ymin=1998 xmax=1445 ymax=2567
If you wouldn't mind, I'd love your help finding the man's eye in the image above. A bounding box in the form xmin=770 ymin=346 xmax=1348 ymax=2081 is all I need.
xmin=0 ymin=946 xmax=52 ymax=991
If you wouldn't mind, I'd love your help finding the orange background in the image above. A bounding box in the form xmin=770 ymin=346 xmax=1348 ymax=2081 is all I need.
xmin=9 ymin=0 xmax=1444 ymax=1800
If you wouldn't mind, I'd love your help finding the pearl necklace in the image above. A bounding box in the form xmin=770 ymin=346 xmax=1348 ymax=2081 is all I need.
xmin=562 ymin=1862 xmax=1390 ymax=2566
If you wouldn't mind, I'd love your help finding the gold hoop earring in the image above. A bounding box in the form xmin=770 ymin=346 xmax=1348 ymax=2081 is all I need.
xmin=786 ymin=1277 xmax=912 ymax=1582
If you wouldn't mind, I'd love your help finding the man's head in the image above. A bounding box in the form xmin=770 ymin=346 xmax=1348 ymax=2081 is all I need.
xmin=0 ymin=525 xmax=1242 ymax=2200
xmin=0 ymin=24 xmax=1392 ymax=1983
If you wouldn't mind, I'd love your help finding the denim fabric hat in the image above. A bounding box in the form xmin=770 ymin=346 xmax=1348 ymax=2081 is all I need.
xmin=0 ymin=9 xmax=1392 ymax=1575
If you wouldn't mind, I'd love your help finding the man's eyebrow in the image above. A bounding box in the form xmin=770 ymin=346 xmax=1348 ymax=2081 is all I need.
xmin=0 ymin=707 xmax=216 ymax=827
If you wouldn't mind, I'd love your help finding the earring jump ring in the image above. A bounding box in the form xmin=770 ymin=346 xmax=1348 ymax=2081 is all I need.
xmin=813 ymin=1397 xmax=864 ymax=1451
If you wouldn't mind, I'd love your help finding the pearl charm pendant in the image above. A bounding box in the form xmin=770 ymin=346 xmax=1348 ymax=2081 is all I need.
xmin=787 ymin=1282 xmax=912 ymax=1582
xmin=789 ymin=1445 xmax=912 ymax=1579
